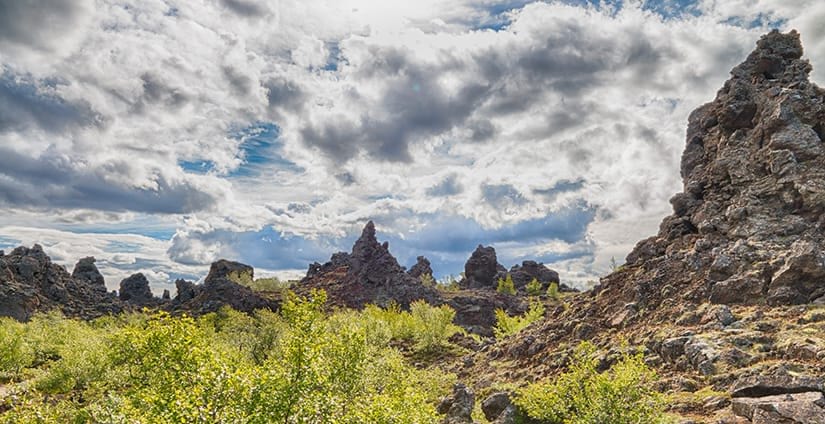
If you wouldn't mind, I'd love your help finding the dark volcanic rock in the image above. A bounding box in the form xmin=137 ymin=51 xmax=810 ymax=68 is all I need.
xmin=605 ymin=30 xmax=825 ymax=308
xmin=71 ymin=257 xmax=107 ymax=293
xmin=438 ymin=383 xmax=474 ymax=424
xmin=408 ymin=256 xmax=433 ymax=280
xmin=507 ymin=260 xmax=569 ymax=292
xmin=299 ymin=222 xmax=525 ymax=333
xmin=0 ymin=245 xmax=123 ymax=320
xmin=205 ymin=259 xmax=253 ymax=284
xmin=119 ymin=273 xmax=155 ymax=305
xmin=298 ymin=221 xmax=440 ymax=309
xmin=461 ymin=245 xmax=507 ymax=289
xmin=173 ymin=279 xmax=200 ymax=303
xmin=170 ymin=260 xmax=275 ymax=315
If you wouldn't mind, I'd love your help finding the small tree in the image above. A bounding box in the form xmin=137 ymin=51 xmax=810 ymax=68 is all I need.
xmin=525 ymin=278 xmax=543 ymax=296
xmin=419 ymin=273 xmax=436 ymax=288
xmin=547 ymin=282 xmax=560 ymax=300
xmin=496 ymin=274 xmax=516 ymax=295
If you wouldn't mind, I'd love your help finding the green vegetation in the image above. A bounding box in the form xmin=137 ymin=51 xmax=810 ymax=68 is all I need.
xmin=496 ymin=274 xmax=516 ymax=295
xmin=493 ymin=301 xmax=545 ymax=340
xmin=228 ymin=270 xmax=292 ymax=292
xmin=515 ymin=342 xmax=667 ymax=424
xmin=547 ymin=281 xmax=560 ymax=300
xmin=525 ymin=278 xmax=543 ymax=296
xmin=0 ymin=291 xmax=455 ymax=423
xmin=437 ymin=274 xmax=461 ymax=292
xmin=420 ymin=273 xmax=436 ymax=287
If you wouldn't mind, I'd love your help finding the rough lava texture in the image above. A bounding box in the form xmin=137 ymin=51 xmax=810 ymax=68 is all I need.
xmin=620 ymin=29 xmax=825 ymax=308
xmin=460 ymin=245 xmax=507 ymax=289
xmin=0 ymin=245 xmax=123 ymax=320
xmin=118 ymin=273 xmax=156 ymax=306
xmin=408 ymin=256 xmax=433 ymax=280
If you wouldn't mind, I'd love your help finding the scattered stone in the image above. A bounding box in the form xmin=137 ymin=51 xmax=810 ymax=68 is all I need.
xmin=482 ymin=392 xmax=512 ymax=422
xmin=438 ymin=383 xmax=474 ymax=424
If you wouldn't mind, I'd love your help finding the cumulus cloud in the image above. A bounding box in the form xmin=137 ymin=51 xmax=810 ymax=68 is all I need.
xmin=1 ymin=0 xmax=824 ymax=286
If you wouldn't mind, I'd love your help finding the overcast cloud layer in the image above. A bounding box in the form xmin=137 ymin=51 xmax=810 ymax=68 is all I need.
xmin=1 ymin=0 xmax=823 ymax=294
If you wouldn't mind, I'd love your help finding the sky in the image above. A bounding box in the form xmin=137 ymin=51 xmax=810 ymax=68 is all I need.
xmin=0 ymin=0 xmax=823 ymax=294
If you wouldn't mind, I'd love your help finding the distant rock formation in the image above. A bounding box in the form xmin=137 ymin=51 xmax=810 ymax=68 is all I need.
xmin=0 ymin=246 xmax=123 ymax=320
xmin=168 ymin=259 xmax=275 ymax=315
xmin=508 ymin=260 xmax=565 ymax=292
xmin=71 ymin=257 xmax=107 ymax=294
xmin=408 ymin=256 xmax=433 ymax=280
xmin=119 ymin=273 xmax=155 ymax=305
xmin=298 ymin=221 xmax=441 ymax=308
xmin=460 ymin=245 xmax=507 ymax=289
xmin=299 ymin=221 xmax=527 ymax=335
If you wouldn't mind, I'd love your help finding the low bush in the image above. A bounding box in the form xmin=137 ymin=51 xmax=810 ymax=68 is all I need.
xmin=496 ymin=274 xmax=516 ymax=295
xmin=547 ymin=282 xmax=560 ymax=300
xmin=493 ymin=301 xmax=545 ymax=340
xmin=515 ymin=342 xmax=667 ymax=424
xmin=525 ymin=278 xmax=543 ymax=296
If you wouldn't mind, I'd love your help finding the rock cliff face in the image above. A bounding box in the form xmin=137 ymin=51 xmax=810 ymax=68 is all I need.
xmin=619 ymin=29 xmax=825 ymax=308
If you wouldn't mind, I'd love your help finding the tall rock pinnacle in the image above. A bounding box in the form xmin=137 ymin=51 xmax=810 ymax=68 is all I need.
xmin=618 ymin=30 xmax=825 ymax=307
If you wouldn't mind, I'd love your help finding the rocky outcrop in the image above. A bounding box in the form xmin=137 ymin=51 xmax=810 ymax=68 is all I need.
xmin=71 ymin=257 xmax=107 ymax=294
xmin=298 ymin=222 xmax=527 ymax=334
xmin=119 ymin=273 xmax=155 ymax=305
xmin=508 ymin=260 xmax=569 ymax=292
xmin=460 ymin=245 xmax=507 ymax=289
xmin=408 ymin=256 xmax=433 ymax=280
xmin=0 ymin=245 xmax=123 ymax=320
xmin=612 ymin=30 xmax=825 ymax=307
xmin=298 ymin=221 xmax=441 ymax=309
xmin=205 ymin=259 xmax=253 ymax=283
xmin=170 ymin=260 xmax=275 ymax=315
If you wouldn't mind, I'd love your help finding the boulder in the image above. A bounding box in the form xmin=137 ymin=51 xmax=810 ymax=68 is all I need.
xmin=438 ymin=383 xmax=474 ymax=424
xmin=71 ymin=257 xmax=107 ymax=293
xmin=461 ymin=245 xmax=506 ymax=289
xmin=205 ymin=259 xmax=253 ymax=284
xmin=731 ymin=392 xmax=825 ymax=423
xmin=119 ymin=273 xmax=155 ymax=305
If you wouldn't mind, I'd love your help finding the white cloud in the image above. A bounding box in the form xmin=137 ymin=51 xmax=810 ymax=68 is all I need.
xmin=1 ymin=1 xmax=823 ymax=284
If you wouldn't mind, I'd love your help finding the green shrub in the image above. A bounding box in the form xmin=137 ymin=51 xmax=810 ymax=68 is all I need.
xmin=515 ymin=342 xmax=666 ymax=424
xmin=526 ymin=278 xmax=543 ymax=296
xmin=547 ymin=282 xmax=560 ymax=300
xmin=436 ymin=274 xmax=461 ymax=292
xmin=409 ymin=300 xmax=461 ymax=353
xmin=0 ymin=318 xmax=33 ymax=380
xmin=420 ymin=273 xmax=436 ymax=287
xmin=493 ymin=301 xmax=545 ymax=340
xmin=497 ymin=274 xmax=516 ymax=295
xmin=0 ymin=290 xmax=452 ymax=424
xmin=228 ymin=271 xmax=290 ymax=292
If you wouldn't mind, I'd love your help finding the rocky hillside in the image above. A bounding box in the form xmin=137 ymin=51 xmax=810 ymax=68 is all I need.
xmin=459 ymin=30 xmax=825 ymax=423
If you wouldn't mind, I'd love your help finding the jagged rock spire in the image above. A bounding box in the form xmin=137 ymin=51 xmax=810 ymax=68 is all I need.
xmin=621 ymin=30 xmax=825 ymax=306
